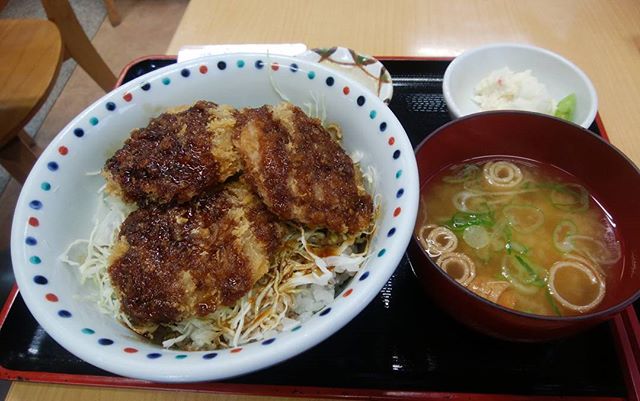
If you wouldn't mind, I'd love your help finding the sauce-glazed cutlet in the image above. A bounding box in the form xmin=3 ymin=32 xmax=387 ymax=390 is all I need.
xmin=104 ymin=101 xmax=240 ymax=205
xmin=234 ymin=103 xmax=373 ymax=234
xmin=108 ymin=180 xmax=285 ymax=328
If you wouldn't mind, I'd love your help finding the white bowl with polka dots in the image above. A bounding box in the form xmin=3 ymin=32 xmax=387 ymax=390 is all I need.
xmin=11 ymin=53 xmax=418 ymax=382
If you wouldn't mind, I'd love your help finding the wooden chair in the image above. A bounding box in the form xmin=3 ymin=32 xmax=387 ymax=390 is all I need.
xmin=104 ymin=0 xmax=121 ymax=27
xmin=0 ymin=20 xmax=61 ymax=184
xmin=0 ymin=1 xmax=117 ymax=185
xmin=42 ymin=0 xmax=117 ymax=92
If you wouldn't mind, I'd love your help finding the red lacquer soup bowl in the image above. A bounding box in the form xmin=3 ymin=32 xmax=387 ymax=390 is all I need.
xmin=409 ymin=111 xmax=640 ymax=341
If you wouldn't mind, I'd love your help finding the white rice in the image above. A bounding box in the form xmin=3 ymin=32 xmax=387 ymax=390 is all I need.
xmin=472 ymin=67 xmax=556 ymax=115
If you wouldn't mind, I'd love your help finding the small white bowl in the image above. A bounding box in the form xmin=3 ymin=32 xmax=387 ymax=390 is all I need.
xmin=442 ymin=43 xmax=598 ymax=128
xmin=11 ymin=53 xmax=418 ymax=382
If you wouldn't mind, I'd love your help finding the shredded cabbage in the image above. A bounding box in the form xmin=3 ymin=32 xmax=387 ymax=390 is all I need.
xmin=266 ymin=53 xmax=328 ymax=126
xmin=267 ymin=57 xmax=292 ymax=104
xmin=160 ymin=218 xmax=377 ymax=349
xmin=60 ymin=191 xmax=137 ymax=329
xmin=61 ymin=171 xmax=378 ymax=351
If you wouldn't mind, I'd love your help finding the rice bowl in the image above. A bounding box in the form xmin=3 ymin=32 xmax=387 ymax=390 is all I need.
xmin=442 ymin=43 xmax=598 ymax=128
xmin=11 ymin=53 xmax=419 ymax=381
xmin=60 ymin=102 xmax=380 ymax=350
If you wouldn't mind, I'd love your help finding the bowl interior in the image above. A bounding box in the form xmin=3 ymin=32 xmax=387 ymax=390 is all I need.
xmin=11 ymin=53 xmax=418 ymax=381
xmin=414 ymin=112 xmax=640 ymax=316
xmin=444 ymin=44 xmax=597 ymax=128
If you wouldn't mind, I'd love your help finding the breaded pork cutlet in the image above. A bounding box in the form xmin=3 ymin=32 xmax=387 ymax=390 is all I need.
xmin=104 ymin=101 xmax=240 ymax=205
xmin=108 ymin=180 xmax=285 ymax=328
xmin=234 ymin=103 xmax=373 ymax=234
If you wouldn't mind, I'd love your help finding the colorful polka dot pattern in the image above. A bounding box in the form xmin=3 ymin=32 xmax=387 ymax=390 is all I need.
xmin=319 ymin=308 xmax=332 ymax=316
xmin=20 ymin=56 xmax=409 ymax=361
xmin=58 ymin=310 xmax=72 ymax=318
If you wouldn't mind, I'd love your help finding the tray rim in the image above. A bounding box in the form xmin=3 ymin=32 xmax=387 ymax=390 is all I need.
xmin=0 ymin=55 xmax=637 ymax=401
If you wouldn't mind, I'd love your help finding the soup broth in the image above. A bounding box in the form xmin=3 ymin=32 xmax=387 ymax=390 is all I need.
xmin=416 ymin=158 xmax=621 ymax=316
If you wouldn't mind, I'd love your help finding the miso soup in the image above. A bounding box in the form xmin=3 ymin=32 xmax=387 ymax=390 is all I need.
xmin=416 ymin=158 xmax=622 ymax=316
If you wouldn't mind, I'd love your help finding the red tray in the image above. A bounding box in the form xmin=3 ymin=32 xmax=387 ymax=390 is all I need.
xmin=0 ymin=56 xmax=638 ymax=401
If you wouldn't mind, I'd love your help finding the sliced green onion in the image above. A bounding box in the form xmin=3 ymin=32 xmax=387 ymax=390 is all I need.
xmin=503 ymin=205 xmax=544 ymax=233
xmin=475 ymin=246 xmax=492 ymax=264
xmin=463 ymin=225 xmax=490 ymax=249
xmin=501 ymin=257 xmax=538 ymax=295
xmin=452 ymin=191 xmax=490 ymax=213
xmin=549 ymin=183 xmax=589 ymax=212
xmin=522 ymin=181 xmax=534 ymax=190
xmin=545 ymin=289 xmax=562 ymax=316
xmin=500 ymin=255 xmax=544 ymax=294
xmin=445 ymin=211 xmax=495 ymax=232
xmin=553 ymin=220 xmax=577 ymax=253
xmin=443 ymin=164 xmax=481 ymax=183
xmin=491 ymin=238 xmax=506 ymax=252
xmin=514 ymin=255 xmax=546 ymax=287
xmin=506 ymin=241 xmax=528 ymax=255
xmin=503 ymin=224 xmax=513 ymax=242
xmin=567 ymin=235 xmax=622 ymax=265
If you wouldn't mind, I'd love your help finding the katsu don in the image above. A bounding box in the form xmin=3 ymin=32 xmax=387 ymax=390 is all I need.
xmin=104 ymin=101 xmax=240 ymax=205
xmin=234 ymin=103 xmax=373 ymax=234
xmin=107 ymin=180 xmax=285 ymax=328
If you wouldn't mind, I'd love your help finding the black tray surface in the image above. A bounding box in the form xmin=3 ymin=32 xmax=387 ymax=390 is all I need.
xmin=0 ymin=58 xmax=627 ymax=397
